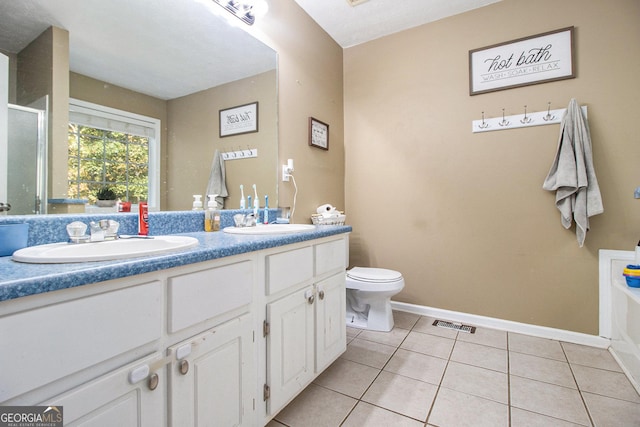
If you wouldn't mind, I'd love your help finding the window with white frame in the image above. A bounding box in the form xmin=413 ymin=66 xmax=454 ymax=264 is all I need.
xmin=67 ymin=99 xmax=160 ymax=208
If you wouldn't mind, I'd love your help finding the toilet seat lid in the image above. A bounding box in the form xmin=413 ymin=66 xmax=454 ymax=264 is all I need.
xmin=347 ymin=267 xmax=402 ymax=282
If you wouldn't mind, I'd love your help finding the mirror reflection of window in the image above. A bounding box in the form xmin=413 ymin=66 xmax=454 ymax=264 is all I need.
xmin=67 ymin=124 xmax=149 ymax=205
xmin=67 ymin=99 xmax=161 ymax=209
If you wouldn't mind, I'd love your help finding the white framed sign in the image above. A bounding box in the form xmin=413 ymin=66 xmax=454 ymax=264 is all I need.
xmin=219 ymin=102 xmax=258 ymax=137
xmin=469 ymin=27 xmax=575 ymax=96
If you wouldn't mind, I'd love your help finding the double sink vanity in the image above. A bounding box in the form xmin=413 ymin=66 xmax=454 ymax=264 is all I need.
xmin=0 ymin=210 xmax=351 ymax=426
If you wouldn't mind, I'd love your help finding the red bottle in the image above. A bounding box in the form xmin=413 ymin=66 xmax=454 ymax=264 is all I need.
xmin=138 ymin=202 xmax=148 ymax=235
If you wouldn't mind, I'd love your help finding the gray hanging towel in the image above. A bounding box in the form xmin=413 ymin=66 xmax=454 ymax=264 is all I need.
xmin=205 ymin=149 xmax=229 ymax=209
xmin=542 ymin=99 xmax=603 ymax=247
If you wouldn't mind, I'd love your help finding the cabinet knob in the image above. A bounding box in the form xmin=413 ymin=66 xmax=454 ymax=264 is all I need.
xmin=179 ymin=359 xmax=190 ymax=375
xmin=147 ymin=373 xmax=159 ymax=390
xmin=318 ymin=289 xmax=325 ymax=300
xmin=304 ymin=289 xmax=315 ymax=305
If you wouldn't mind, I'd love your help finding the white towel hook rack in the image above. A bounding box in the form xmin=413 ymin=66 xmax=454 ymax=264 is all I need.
xmin=472 ymin=102 xmax=587 ymax=133
xmin=221 ymin=147 xmax=258 ymax=161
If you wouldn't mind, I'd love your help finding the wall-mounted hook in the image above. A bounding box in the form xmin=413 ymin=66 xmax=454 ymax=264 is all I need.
xmin=543 ymin=102 xmax=555 ymax=121
xmin=499 ymin=108 xmax=510 ymax=127
xmin=520 ymin=105 xmax=532 ymax=124
xmin=478 ymin=111 xmax=489 ymax=129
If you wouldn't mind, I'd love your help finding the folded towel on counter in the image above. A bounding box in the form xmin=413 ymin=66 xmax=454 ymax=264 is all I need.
xmin=542 ymin=98 xmax=603 ymax=247
xmin=205 ymin=149 xmax=229 ymax=209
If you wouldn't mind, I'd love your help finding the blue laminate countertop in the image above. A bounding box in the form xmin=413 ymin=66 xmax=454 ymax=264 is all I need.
xmin=0 ymin=217 xmax=351 ymax=302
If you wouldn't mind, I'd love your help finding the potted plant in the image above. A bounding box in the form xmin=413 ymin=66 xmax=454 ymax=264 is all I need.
xmin=95 ymin=186 xmax=118 ymax=207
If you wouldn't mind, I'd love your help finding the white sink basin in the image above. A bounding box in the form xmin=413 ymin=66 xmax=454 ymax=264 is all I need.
xmin=12 ymin=235 xmax=199 ymax=264
xmin=223 ymin=224 xmax=316 ymax=235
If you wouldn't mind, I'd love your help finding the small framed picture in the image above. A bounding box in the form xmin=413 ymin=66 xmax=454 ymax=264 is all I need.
xmin=309 ymin=117 xmax=329 ymax=150
xmin=219 ymin=102 xmax=258 ymax=137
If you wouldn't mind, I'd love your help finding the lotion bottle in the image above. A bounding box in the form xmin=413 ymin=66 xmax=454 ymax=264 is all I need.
xmin=635 ymin=240 xmax=640 ymax=266
xmin=205 ymin=194 xmax=220 ymax=232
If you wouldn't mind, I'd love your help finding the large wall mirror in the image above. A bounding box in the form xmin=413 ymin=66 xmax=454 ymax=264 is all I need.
xmin=0 ymin=0 xmax=278 ymax=216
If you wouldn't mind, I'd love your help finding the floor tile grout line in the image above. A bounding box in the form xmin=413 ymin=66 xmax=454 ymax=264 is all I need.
xmin=561 ymin=341 xmax=596 ymax=427
xmin=424 ymin=338 xmax=456 ymax=425
xmin=338 ymin=318 xmax=436 ymax=425
xmin=506 ymin=331 xmax=513 ymax=427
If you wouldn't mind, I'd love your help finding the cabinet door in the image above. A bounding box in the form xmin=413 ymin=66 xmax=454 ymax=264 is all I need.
xmin=44 ymin=353 xmax=165 ymax=427
xmin=168 ymin=314 xmax=255 ymax=427
xmin=315 ymin=273 xmax=347 ymax=372
xmin=266 ymin=285 xmax=315 ymax=415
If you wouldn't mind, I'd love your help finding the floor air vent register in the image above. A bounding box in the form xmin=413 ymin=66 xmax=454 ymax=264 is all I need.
xmin=432 ymin=320 xmax=476 ymax=334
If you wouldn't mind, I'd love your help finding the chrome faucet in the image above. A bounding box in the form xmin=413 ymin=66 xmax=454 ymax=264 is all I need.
xmin=233 ymin=213 xmax=257 ymax=228
xmin=67 ymin=220 xmax=119 ymax=243
xmin=89 ymin=219 xmax=119 ymax=241
xmin=89 ymin=221 xmax=106 ymax=242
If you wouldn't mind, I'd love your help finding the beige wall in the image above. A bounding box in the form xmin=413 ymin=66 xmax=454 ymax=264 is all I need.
xmin=166 ymin=70 xmax=277 ymax=211
xmin=255 ymin=0 xmax=345 ymax=222
xmin=343 ymin=0 xmax=640 ymax=334
xmin=18 ymin=27 xmax=69 ymax=200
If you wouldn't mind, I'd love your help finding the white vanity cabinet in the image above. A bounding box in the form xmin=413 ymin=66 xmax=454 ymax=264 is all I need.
xmin=0 ymin=279 xmax=164 ymax=405
xmin=262 ymin=236 xmax=347 ymax=420
xmin=164 ymin=257 xmax=255 ymax=427
xmin=265 ymin=284 xmax=316 ymax=412
xmin=168 ymin=314 xmax=254 ymax=427
xmin=314 ymin=272 xmax=347 ymax=372
xmin=45 ymin=353 xmax=166 ymax=426
xmin=0 ymin=232 xmax=349 ymax=427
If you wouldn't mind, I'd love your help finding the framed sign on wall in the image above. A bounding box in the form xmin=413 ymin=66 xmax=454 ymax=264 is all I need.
xmin=219 ymin=102 xmax=258 ymax=137
xmin=309 ymin=117 xmax=329 ymax=150
xmin=469 ymin=27 xmax=575 ymax=96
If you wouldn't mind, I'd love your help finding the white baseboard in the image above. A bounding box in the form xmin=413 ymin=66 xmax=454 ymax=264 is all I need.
xmin=391 ymin=301 xmax=610 ymax=349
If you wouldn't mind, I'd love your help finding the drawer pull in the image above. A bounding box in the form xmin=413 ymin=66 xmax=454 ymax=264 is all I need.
xmin=147 ymin=373 xmax=159 ymax=390
xmin=318 ymin=289 xmax=325 ymax=300
xmin=179 ymin=359 xmax=190 ymax=375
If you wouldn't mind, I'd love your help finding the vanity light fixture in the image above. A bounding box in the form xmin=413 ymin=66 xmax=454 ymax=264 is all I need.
xmin=212 ymin=0 xmax=268 ymax=25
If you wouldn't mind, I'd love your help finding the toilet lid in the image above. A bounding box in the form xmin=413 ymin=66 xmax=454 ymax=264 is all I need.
xmin=347 ymin=267 xmax=402 ymax=282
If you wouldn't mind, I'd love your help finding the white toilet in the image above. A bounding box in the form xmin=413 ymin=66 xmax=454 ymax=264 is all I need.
xmin=345 ymin=267 xmax=405 ymax=332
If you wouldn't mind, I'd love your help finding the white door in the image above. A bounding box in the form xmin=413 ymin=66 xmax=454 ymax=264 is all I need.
xmin=266 ymin=285 xmax=315 ymax=415
xmin=315 ymin=273 xmax=347 ymax=372
xmin=0 ymin=47 xmax=47 ymax=215
xmin=7 ymin=104 xmax=46 ymax=214
xmin=168 ymin=314 xmax=255 ymax=427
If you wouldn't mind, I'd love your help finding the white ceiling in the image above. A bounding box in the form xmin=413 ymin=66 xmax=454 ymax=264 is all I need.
xmin=0 ymin=0 xmax=502 ymax=100
xmin=293 ymin=0 xmax=502 ymax=48
xmin=0 ymin=0 xmax=276 ymax=100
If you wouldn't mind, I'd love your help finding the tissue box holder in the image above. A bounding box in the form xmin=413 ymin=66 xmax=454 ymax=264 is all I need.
xmin=311 ymin=213 xmax=346 ymax=226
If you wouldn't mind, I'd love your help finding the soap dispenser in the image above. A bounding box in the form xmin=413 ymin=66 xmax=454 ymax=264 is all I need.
xmin=205 ymin=194 xmax=220 ymax=232
xmin=192 ymin=195 xmax=203 ymax=211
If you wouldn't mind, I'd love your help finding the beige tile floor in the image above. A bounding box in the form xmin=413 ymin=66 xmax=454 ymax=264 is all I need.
xmin=267 ymin=311 xmax=640 ymax=427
